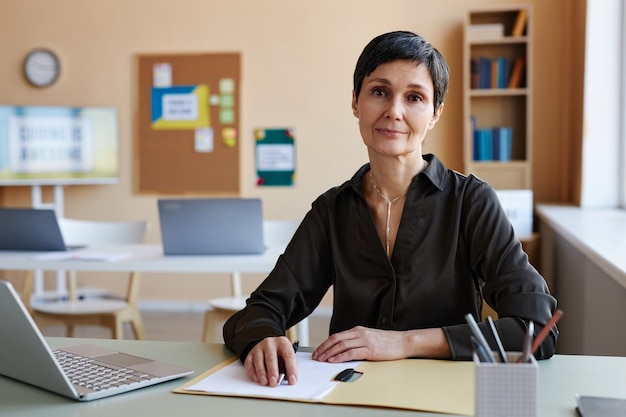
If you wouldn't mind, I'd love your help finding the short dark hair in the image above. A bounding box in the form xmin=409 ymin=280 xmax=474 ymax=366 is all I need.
xmin=353 ymin=31 xmax=449 ymax=114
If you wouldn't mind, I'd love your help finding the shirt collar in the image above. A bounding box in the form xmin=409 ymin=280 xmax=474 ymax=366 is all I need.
xmin=345 ymin=154 xmax=447 ymax=197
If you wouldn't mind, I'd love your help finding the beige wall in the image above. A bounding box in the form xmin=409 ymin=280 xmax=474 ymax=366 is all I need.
xmin=0 ymin=0 xmax=580 ymax=302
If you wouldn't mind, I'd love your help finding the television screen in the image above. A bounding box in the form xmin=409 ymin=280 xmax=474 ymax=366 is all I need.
xmin=0 ymin=105 xmax=119 ymax=185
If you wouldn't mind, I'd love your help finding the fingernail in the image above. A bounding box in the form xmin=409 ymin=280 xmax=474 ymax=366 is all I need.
xmin=260 ymin=375 xmax=268 ymax=386
xmin=269 ymin=376 xmax=277 ymax=386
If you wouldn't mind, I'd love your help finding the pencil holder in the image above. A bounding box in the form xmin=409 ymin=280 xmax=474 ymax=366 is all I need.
xmin=473 ymin=352 xmax=538 ymax=417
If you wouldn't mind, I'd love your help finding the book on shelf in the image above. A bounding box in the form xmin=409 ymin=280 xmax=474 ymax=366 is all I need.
xmin=472 ymin=56 xmax=511 ymax=90
xmin=492 ymin=126 xmax=512 ymax=161
xmin=478 ymin=57 xmax=491 ymax=89
xmin=511 ymin=9 xmax=528 ymax=37
xmin=498 ymin=57 xmax=511 ymax=89
xmin=507 ymin=57 xmax=526 ymax=88
xmin=468 ymin=23 xmax=505 ymax=40
xmin=470 ymin=58 xmax=480 ymax=89
xmin=472 ymin=124 xmax=513 ymax=162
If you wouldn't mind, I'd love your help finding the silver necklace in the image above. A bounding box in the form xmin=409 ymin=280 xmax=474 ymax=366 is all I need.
xmin=369 ymin=173 xmax=408 ymax=257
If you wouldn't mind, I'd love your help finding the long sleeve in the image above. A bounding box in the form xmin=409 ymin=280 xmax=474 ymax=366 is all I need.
xmin=223 ymin=155 xmax=558 ymax=362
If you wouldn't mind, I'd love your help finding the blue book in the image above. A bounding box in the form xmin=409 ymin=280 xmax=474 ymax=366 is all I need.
xmin=498 ymin=127 xmax=512 ymax=161
xmin=492 ymin=128 xmax=501 ymax=160
xmin=478 ymin=57 xmax=491 ymax=89
xmin=473 ymin=128 xmax=481 ymax=161
xmin=498 ymin=58 xmax=511 ymax=88
xmin=474 ymin=128 xmax=493 ymax=161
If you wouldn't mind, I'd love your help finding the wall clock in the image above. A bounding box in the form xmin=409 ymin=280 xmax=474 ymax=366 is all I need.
xmin=23 ymin=48 xmax=61 ymax=87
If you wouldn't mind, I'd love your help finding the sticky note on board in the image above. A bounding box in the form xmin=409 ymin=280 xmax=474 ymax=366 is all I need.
xmin=220 ymin=108 xmax=235 ymax=124
xmin=222 ymin=127 xmax=237 ymax=147
xmin=219 ymin=78 xmax=235 ymax=94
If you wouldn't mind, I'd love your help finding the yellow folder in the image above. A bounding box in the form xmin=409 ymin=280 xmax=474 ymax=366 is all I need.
xmin=174 ymin=354 xmax=474 ymax=415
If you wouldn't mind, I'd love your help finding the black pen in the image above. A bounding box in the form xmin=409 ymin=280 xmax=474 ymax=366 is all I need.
xmin=278 ymin=340 xmax=299 ymax=385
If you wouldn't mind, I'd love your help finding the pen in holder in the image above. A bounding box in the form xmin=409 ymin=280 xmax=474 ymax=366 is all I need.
xmin=474 ymin=351 xmax=538 ymax=417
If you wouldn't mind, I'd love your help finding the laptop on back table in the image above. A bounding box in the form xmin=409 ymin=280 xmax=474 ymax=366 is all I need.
xmin=158 ymin=198 xmax=265 ymax=255
xmin=0 ymin=280 xmax=194 ymax=401
xmin=0 ymin=208 xmax=69 ymax=251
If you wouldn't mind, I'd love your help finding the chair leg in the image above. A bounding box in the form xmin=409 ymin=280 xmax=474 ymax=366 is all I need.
xmin=67 ymin=325 xmax=75 ymax=337
xmin=130 ymin=314 xmax=145 ymax=340
xmin=202 ymin=309 xmax=234 ymax=343
xmin=201 ymin=310 xmax=212 ymax=343
xmin=112 ymin=318 xmax=124 ymax=340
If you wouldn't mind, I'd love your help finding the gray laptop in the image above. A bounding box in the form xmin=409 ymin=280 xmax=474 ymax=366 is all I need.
xmin=0 ymin=280 xmax=193 ymax=401
xmin=0 ymin=208 xmax=67 ymax=251
xmin=158 ymin=198 xmax=265 ymax=255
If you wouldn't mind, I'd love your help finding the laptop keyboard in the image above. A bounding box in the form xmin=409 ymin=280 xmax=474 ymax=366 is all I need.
xmin=53 ymin=349 xmax=156 ymax=391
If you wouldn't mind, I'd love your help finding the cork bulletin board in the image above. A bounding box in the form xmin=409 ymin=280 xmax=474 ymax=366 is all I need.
xmin=135 ymin=53 xmax=240 ymax=194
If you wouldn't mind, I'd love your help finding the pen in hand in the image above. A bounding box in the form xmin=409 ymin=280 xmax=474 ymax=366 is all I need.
xmin=277 ymin=340 xmax=299 ymax=385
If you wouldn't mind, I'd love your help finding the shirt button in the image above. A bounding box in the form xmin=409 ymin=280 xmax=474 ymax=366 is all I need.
xmin=381 ymin=317 xmax=388 ymax=324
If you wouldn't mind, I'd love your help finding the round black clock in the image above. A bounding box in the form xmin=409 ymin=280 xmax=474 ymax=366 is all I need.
xmin=23 ymin=48 xmax=61 ymax=88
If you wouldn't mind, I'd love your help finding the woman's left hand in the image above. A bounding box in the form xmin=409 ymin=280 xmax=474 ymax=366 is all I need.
xmin=311 ymin=326 xmax=408 ymax=362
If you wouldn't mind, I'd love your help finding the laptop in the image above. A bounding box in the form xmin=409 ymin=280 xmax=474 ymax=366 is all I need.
xmin=0 ymin=279 xmax=194 ymax=401
xmin=158 ymin=198 xmax=265 ymax=255
xmin=0 ymin=208 xmax=67 ymax=251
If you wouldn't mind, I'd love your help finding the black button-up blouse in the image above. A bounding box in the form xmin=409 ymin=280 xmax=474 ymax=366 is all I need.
xmin=224 ymin=154 xmax=558 ymax=361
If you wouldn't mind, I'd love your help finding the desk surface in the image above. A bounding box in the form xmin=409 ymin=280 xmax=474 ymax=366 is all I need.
xmin=0 ymin=243 xmax=284 ymax=273
xmin=2 ymin=338 xmax=626 ymax=417
xmin=537 ymin=204 xmax=626 ymax=288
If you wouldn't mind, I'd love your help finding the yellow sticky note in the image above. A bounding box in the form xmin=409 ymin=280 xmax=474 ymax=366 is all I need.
xmin=222 ymin=127 xmax=237 ymax=147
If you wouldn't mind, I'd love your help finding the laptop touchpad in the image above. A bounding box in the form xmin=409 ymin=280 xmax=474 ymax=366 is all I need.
xmin=97 ymin=353 xmax=153 ymax=367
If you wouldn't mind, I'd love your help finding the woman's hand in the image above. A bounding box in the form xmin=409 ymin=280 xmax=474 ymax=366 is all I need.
xmin=311 ymin=326 xmax=451 ymax=362
xmin=312 ymin=326 xmax=409 ymax=362
xmin=244 ymin=336 xmax=298 ymax=386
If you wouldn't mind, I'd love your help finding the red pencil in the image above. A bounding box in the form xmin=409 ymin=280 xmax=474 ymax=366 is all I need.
xmin=531 ymin=309 xmax=564 ymax=354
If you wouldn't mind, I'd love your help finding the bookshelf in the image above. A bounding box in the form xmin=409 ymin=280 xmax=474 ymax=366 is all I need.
xmin=463 ymin=6 xmax=532 ymax=189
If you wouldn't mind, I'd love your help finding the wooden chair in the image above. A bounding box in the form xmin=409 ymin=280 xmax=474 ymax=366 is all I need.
xmin=202 ymin=220 xmax=301 ymax=343
xmin=22 ymin=218 xmax=148 ymax=340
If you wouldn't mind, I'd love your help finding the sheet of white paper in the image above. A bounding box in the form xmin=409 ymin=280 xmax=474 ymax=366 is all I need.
xmin=186 ymin=352 xmax=362 ymax=401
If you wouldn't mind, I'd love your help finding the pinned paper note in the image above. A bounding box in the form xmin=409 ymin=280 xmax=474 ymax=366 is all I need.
xmin=255 ymin=128 xmax=296 ymax=186
xmin=222 ymin=127 xmax=237 ymax=147
xmin=151 ymin=85 xmax=210 ymax=130
xmin=153 ymin=63 xmax=172 ymax=87
xmin=195 ymin=127 xmax=214 ymax=152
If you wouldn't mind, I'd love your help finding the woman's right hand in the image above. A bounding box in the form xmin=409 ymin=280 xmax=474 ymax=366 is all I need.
xmin=244 ymin=336 xmax=299 ymax=386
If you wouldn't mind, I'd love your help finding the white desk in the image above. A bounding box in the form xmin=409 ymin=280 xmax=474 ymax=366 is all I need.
xmin=3 ymin=338 xmax=626 ymax=417
xmin=0 ymin=244 xmax=310 ymax=345
xmin=0 ymin=244 xmax=284 ymax=273
xmin=537 ymin=205 xmax=626 ymax=356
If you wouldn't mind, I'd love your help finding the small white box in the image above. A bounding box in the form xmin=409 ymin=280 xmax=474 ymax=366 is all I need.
xmin=474 ymin=352 xmax=538 ymax=417
xmin=495 ymin=189 xmax=533 ymax=239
